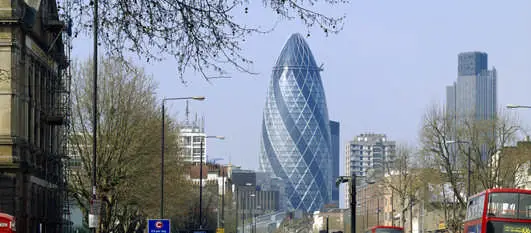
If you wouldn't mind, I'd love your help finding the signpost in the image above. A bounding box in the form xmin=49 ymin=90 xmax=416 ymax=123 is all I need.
xmin=147 ymin=219 xmax=170 ymax=233
xmin=89 ymin=199 xmax=102 ymax=228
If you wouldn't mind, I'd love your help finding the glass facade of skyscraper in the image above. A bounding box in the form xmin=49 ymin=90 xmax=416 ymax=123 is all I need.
xmin=329 ymin=121 xmax=340 ymax=205
xmin=259 ymin=33 xmax=331 ymax=212
xmin=446 ymin=51 xmax=497 ymax=162
xmin=447 ymin=51 xmax=497 ymax=121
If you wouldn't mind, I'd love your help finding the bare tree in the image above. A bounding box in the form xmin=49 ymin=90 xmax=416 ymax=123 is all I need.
xmin=419 ymin=104 xmax=527 ymax=233
xmin=420 ymin=104 xmax=467 ymax=208
xmin=498 ymin=140 xmax=531 ymax=188
xmin=457 ymin=110 xmax=524 ymax=190
xmin=68 ymin=57 xmax=191 ymax=233
xmin=380 ymin=144 xmax=420 ymax=228
xmin=59 ymin=0 xmax=348 ymax=81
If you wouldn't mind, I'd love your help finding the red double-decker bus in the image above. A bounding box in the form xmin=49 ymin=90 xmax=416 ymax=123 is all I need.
xmin=464 ymin=188 xmax=531 ymax=233
xmin=0 ymin=213 xmax=15 ymax=233
xmin=366 ymin=226 xmax=404 ymax=233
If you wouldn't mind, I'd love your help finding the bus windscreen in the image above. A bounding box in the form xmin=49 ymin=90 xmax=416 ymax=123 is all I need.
xmin=488 ymin=193 xmax=531 ymax=219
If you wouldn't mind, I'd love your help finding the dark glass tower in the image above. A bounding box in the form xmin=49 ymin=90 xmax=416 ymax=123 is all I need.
xmin=329 ymin=121 xmax=340 ymax=205
xmin=259 ymin=33 xmax=331 ymax=212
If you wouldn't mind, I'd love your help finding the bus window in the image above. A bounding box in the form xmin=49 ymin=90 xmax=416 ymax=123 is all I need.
xmin=518 ymin=193 xmax=531 ymax=219
xmin=488 ymin=193 xmax=519 ymax=218
xmin=467 ymin=194 xmax=486 ymax=220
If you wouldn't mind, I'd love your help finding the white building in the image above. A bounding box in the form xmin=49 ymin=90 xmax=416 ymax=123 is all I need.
xmin=344 ymin=133 xmax=396 ymax=208
xmin=177 ymin=102 xmax=209 ymax=165
xmin=179 ymin=124 xmax=207 ymax=164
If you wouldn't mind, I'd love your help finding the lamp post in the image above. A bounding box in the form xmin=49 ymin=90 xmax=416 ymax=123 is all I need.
xmin=446 ymin=140 xmax=472 ymax=200
xmin=91 ymin=0 xmax=99 ymax=231
xmin=242 ymin=183 xmax=253 ymax=233
xmin=255 ymin=205 xmax=261 ymax=233
xmin=249 ymin=193 xmax=256 ymax=233
xmin=221 ymin=165 xmax=226 ymax=228
xmin=199 ymin=135 xmax=225 ymax=229
xmin=161 ymin=96 xmax=205 ymax=218
xmin=326 ymin=216 xmax=329 ymax=233
xmin=215 ymin=160 xmax=225 ymax=229
xmin=235 ymin=184 xmax=239 ymax=233
xmin=364 ymin=174 xmax=377 ymax=230
xmin=377 ymin=198 xmax=380 ymax=225
xmin=336 ymin=175 xmax=356 ymax=233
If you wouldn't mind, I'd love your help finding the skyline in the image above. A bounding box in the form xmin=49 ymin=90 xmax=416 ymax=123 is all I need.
xmin=70 ymin=1 xmax=531 ymax=178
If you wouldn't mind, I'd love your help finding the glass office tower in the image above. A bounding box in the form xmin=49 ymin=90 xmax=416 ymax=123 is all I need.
xmin=259 ymin=33 xmax=331 ymax=212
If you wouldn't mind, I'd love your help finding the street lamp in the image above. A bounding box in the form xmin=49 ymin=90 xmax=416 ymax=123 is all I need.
xmin=199 ymin=135 xmax=225 ymax=229
xmin=336 ymin=175 xmax=356 ymax=233
xmin=506 ymin=104 xmax=531 ymax=109
xmin=160 ymin=96 xmax=205 ymax=218
xmin=218 ymin=161 xmax=227 ymax=229
xmin=249 ymin=193 xmax=256 ymax=233
xmin=239 ymin=182 xmax=253 ymax=233
xmin=446 ymin=140 xmax=472 ymax=200
xmin=365 ymin=173 xmax=388 ymax=227
xmin=255 ymin=205 xmax=261 ymax=233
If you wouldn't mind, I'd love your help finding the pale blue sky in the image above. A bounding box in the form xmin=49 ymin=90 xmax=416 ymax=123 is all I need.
xmin=72 ymin=0 xmax=531 ymax=200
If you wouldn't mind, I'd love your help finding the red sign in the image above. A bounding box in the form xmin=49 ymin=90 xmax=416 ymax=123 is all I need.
xmin=0 ymin=213 xmax=15 ymax=233
xmin=155 ymin=221 xmax=163 ymax=229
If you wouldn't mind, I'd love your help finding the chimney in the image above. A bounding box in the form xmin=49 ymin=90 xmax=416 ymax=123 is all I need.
xmin=526 ymin=135 xmax=530 ymax=142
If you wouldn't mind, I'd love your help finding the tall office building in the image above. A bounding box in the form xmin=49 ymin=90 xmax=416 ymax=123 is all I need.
xmin=446 ymin=52 xmax=497 ymax=162
xmin=446 ymin=51 xmax=497 ymax=121
xmin=329 ymin=121 xmax=340 ymax=206
xmin=344 ymin=133 xmax=395 ymax=205
xmin=259 ymin=33 xmax=332 ymax=212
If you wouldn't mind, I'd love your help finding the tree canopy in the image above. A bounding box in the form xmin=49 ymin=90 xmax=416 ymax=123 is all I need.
xmin=68 ymin=57 xmax=191 ymax=233
xmin=61 ymin=0 xmax=347 ymax=81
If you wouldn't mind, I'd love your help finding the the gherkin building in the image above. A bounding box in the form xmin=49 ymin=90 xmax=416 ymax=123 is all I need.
xmin=259 ymin=33 xmax=331 ymax=212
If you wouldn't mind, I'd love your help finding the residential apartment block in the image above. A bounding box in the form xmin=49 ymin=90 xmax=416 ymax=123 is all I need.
xmin=344 ymin=133 xmax=395 ymax=207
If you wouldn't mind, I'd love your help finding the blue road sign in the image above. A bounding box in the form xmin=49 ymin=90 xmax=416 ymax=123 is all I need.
xmin=147 ymin=219 xmax=170 ymax=233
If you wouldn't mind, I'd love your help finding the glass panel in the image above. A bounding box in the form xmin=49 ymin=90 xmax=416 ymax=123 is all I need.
xmin=467 ymin=194 xmax=485 ymax=220
xmin=193 ymin=136 xmax=203 ymax=143
xmin=488 ymin=193 xmax=518 ymax=218
xmin=518 ymin=194 xmax=531 ymax=219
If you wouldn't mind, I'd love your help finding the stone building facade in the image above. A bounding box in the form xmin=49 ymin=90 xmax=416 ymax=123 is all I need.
xmin=0 ymin=0 xmax=71 ymax=232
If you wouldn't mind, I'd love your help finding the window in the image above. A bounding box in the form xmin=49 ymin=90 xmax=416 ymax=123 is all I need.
xmin=181 ymin=136 xmax=191 ymax=145
xmin=193 ymin=136 xmax=203 ymax=143
xmin=518 ymin=193 xmax=531 ymax=219
xmin=467 ymin=194 xmax=485 ymax=220
xmin=486 ymin=192 xmax=531 ymax=219
xmin=193 ymin=148 xmax=204 ymax=154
